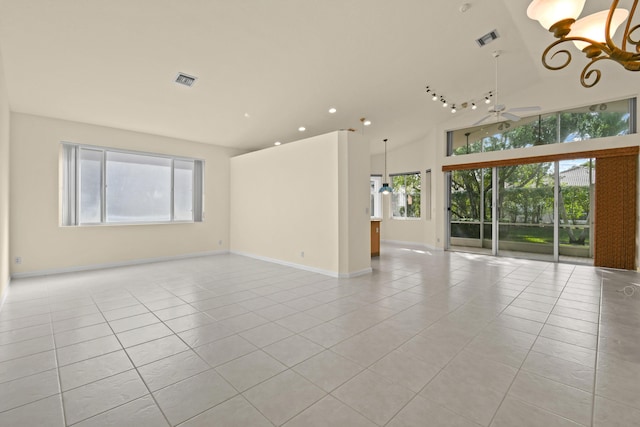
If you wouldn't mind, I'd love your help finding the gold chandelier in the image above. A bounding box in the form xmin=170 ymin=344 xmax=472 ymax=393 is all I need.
xmin=527 ymin=0 xmax=639 ymax=87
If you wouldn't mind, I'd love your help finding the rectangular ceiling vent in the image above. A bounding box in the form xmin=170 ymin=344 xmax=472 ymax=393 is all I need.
xmin=175 ymin=73 xmax=197 ymax=87
xmin=476 ymin=30 xmax=500 ymax=47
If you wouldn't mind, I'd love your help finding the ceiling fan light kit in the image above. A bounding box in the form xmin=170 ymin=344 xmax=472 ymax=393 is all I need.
xmin=527 ymin=0 xmax=640 ymax=87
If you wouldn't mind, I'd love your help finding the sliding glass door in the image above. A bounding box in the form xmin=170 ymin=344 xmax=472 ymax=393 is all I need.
xmin=498 ymin=162 xmax=555 ymax=261
xmin=449 ymin=168 xmax=493 ymax=254
xmin=558 ymin=159 xmax=594 ymax=261
xmin=448 ymin=159 xmax=594 ymax=264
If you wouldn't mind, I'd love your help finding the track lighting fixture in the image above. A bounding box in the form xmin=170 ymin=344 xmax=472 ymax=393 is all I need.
xmin=425 ymin=84 xmax=498 ymax=116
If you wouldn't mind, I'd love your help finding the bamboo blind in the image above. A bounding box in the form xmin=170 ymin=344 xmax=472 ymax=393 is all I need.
xmin=595 ymin=155 xmax=637 ymax=270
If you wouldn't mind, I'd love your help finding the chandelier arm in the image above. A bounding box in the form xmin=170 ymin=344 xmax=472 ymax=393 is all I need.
xmin=621 ymin=0 xmax=638 ymax=51
xmin=541 ymin=37 xmax=611 ymax=70
xmin=542 ymin=39 xmax=573 ymax=70
xmin=580 ymin=57 xmax=607 ymax=88
xmin=606 ymin=0 xmax=623 ymax=49
xmin=627 ymin=24 xmax=640 ymax=52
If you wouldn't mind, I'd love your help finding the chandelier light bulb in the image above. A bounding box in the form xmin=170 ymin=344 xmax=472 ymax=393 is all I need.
xmin=451 ymin=106 xmax=457 ymax=113
xmin=432 ymin=94 xmax=438 ymax=101
xmin=570 ymin=8 xmax=628 ymax=50
xmin=527 ymin=0 xmax=586 ymax=30
xmin=485 ymin=96 xmax=491 ymax=104
xmin=471 ymin=103 xmax=477 ymax=110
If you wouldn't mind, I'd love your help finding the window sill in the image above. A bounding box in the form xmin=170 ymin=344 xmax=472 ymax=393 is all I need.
xmin=62 ymin=220 xmax=200 ymax=228
xmin=391 ymin=217 xmax=421 ymax=221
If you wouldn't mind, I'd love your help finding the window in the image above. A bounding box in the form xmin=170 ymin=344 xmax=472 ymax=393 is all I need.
xmin=391 ymin=172 xmax=421 ymax=219
xmin=61 ymin=143 xmax=204 ymax=225
xmin=370 ymin=175 xmax=382 ymax=218
xmin=447 ymin=97 xmax=636 ymax=156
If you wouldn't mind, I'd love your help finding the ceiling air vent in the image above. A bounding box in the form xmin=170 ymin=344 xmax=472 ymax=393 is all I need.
xmin=476 ymin=30 xmax=500 ymax=47
xmin=175 ymin=73 xmax=197 ymax=87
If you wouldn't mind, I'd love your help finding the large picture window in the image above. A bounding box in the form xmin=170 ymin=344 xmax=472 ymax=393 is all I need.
xmin=391 ymin=172 xmax=421 ymax=219
xmin=447 ymin=98 xmax=636 ymax=156
xmin=61 ymin=143 xmax=204 ymax=226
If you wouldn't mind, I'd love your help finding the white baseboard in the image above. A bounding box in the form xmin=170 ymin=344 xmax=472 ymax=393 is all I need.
xmin=230 ymin=250 xmax=372 ymax=278
xmin=341 ymin=267 xmax=373 ymax=278
xmin=0 ymin=277 xmax=9 ymax=313
xmin=381 ymin=239 xmax=443 ymax=251
xmin=10 ymin=250 xmax=229 ymax=279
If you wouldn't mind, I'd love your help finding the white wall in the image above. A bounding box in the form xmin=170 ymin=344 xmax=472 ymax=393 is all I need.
xmin=9 ymin=113 xmax=240 ymax=276
xmin=0 ymin=48 xmax=10 ymax=300
xmin=339 ymin=132 xmax=371 ymax=274
xmin=230 ymin=131 xmax=370 ymax=277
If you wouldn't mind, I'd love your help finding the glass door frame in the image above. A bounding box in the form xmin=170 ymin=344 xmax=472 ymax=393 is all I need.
xmin=448 ymin=160 xmax=594 ymax=263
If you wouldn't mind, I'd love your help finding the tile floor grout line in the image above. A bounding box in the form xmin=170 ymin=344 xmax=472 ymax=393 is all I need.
xmin=376 ymin=267 xmax=526 ymax=426
xmin=590 ymin=272 xmax=604 ymax=426
xmin=49 ymin=304 xmax=68 ymax=427
xmin=83 ymin=294 xmax=174 ymax=427
xmin=484 ymin=262 xmax=574 ymax=426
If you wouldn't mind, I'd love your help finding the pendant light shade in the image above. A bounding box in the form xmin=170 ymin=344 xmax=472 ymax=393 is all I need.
xmin=379 ymin=183 xmax=393 ymax=194
xmin=379 ymin=138 xmax=392 ymax=195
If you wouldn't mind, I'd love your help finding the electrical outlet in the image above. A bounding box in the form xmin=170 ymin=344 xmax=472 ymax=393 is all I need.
xmin=15 ymin=257 xmax=22 ymax=265
xmin=218 ymin=240 xmax=222 ymax=245
xmin=300 ymin=251 xmax=305 ymax=258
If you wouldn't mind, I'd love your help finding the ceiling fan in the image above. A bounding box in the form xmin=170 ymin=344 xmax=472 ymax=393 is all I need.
xmin=473 ymin=51 xmax=540 ymax=126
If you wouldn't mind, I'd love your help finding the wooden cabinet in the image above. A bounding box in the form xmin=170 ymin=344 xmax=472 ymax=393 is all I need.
xmin=371 ymin=220 xmax=381 ymax=256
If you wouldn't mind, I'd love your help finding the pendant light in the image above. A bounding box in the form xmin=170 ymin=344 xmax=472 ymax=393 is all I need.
xmin=379 ymin=139 xmax=393 ymax=194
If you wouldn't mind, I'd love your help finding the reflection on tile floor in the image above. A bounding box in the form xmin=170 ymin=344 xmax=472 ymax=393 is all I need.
xmin=1 ymin=242 xmax=639 ymax=426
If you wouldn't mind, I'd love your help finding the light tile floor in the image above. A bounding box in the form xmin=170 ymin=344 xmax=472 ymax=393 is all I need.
xmin=1 ymin=243 xmax=639 ymax=426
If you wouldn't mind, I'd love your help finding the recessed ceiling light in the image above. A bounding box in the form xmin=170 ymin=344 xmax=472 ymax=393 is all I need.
xmin=298 ymin=126 xmax=306 ymax=131
xmin=244 ymin=112 xmax=250 ymax=118
xmin=328 ymin=107 xmax=337 ymax=114
xmin=274 ymin=141 xmax=281 ymax=146
xmin=363 ymin=120 xmax=372 ymax=126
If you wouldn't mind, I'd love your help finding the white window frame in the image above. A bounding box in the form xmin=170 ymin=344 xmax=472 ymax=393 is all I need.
xmin=390 ymin=171 xmax=421 ymax=220
xmin=61 ymin=143 xmax=205 ymax=226
xmin=370 ymin=175 xmax=383 ymax=219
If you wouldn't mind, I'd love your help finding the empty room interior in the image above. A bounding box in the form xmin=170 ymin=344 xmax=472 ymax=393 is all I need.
xmin=1 ymin=1 xmax=640 ymax=426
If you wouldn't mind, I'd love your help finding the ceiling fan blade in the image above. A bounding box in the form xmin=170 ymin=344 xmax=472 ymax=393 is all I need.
xmin=502 ymin=112 xmax=521 ymax=122
xmin=472 ymin=114 xmax=492 ymax=126
xmin=508 ymin=106 xmax=541 ymax=113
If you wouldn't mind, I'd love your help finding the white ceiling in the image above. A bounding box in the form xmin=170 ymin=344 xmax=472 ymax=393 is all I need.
xmin=0 ymin=0 xmax=633 ymax=153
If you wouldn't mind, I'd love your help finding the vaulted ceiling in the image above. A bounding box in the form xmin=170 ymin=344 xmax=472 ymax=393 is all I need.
xmin=0 ymin=0 xmax=635 ymax=153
